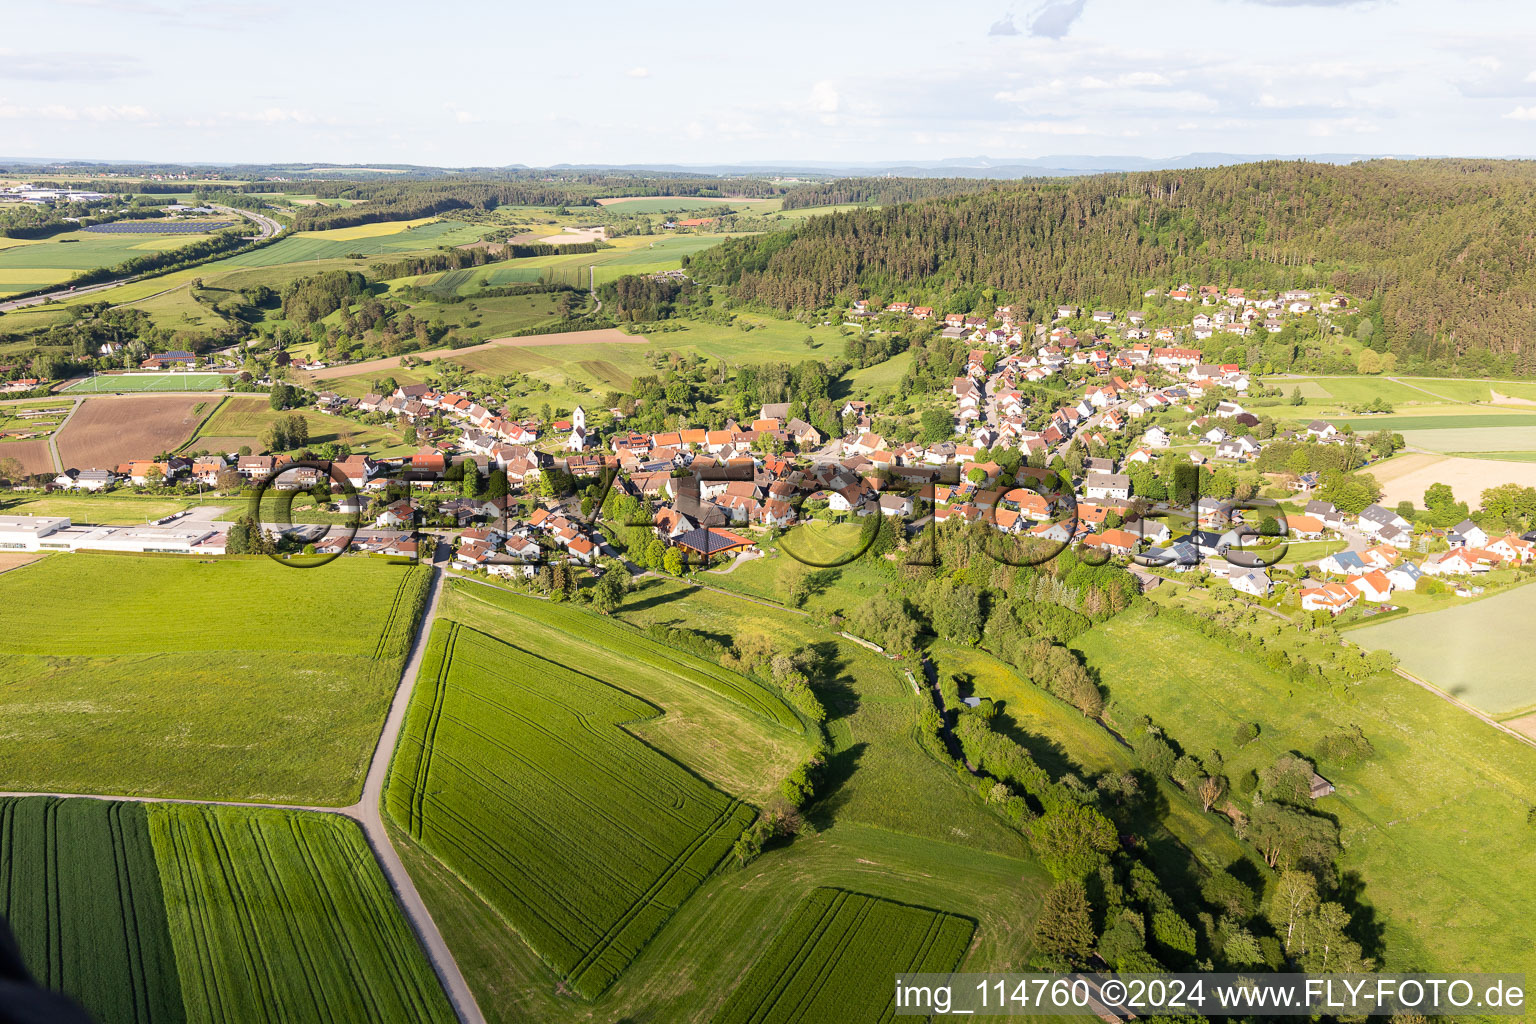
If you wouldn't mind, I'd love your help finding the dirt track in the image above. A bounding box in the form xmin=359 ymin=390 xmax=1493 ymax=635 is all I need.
xmin=304 ymin=329 xmax=649 ymax=382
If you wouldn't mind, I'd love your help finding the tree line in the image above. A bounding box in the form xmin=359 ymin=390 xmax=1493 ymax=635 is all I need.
xmin=689 ymin=159 xmax=1536 ymax=375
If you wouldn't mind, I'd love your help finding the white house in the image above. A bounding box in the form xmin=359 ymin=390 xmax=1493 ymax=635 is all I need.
xmin=1448 ymin=519 xmax=1489 ymax=549
xmin=1231 ymin=570 xmax=1272 ymax=598
xmin=1083 ymin=472 xmax=1131 ymax=501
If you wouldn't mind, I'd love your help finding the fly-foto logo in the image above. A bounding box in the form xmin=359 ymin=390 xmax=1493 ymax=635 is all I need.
xmin=251 ymin=455 xmax=1296 ymax=575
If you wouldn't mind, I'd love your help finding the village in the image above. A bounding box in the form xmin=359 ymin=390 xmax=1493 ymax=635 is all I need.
xmin=4 ymin=279 xmax=1534 ymax=622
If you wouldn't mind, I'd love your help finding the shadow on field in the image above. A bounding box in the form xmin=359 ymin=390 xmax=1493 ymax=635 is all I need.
xmin=621 ymin=581 xmax=693 ymax=614
xmin=806 ymin=639 xmax=859 ymax=721
xmin=808 ymin=741 xmax=867 ymax=829
xmin=1338 ymin=869 xmax=1390 ymax=963
xmin=989 ymin=705 xmax=1081 ymax=782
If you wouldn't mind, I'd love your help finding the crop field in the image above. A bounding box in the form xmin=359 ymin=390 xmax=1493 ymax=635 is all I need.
xmin=0 ymin=438 xmax=54 ymax=475
xmin=1350 ymin=582 xmax=1536 ymax=716
xmin=1385 ymin=424 xmax=1536 ymax=454
xmin=1266 ymin=375 xmax=1447 ymax=411
xmin=1071 ymin=603 xmax=1536 ymax=978
xmin=150 ymin=804 xmax=455 ymax=1024
xmin=398 ymin=818 xmax=1040 ymax=1024
xmin=183 ymin=395 xmax=408 ymax=455
xmin=214 ymin=219 xmax=486 ymax=269
xmin=593 ymin=197 xmax=760 ymax=214
xmin=437 ymin=581 xmax=812 ymax=803
xmin=385 ymin=621 xmax=756 ymax=998
xmin=0 ymin=229 xmax=220 ymax=295
xmin=404 ymin=290 xmax=578 ymax=341
xmin=1364 ymin=451 xmax=1536 ymax=505
xmin=0 ymin=554 xmax=431 ymax=803
xmin=428 ymin=315 xmax=837 ymax=416
xmin=86 ymin=220 xmax=234 ymax=234
xmin=0 ymin=797 xmax=185 ymax=1024
xmin=55 ymin=395 xmax=213 ymax=470
xmin=448 ymin=583 xmax=801 ymax=729
xmin=711 ymin=888 xmax=973 ymax=1024
xmin=60 ymin=372 xmax=226 ymax=393
xmin=451 ymin=232 xmax=735 ymax=291
xmin=0 ymin=493 xmax=196 ymax=523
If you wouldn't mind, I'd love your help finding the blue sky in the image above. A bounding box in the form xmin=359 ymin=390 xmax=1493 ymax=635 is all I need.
xmin=1 ymin=0 xmax=1533 ymax=166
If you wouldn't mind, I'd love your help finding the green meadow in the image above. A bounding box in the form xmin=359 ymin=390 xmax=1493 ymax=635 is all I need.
xmin=1070 ymin=600 xmax=1536 ymax=979
xmin=390 ymin=580 xmax=1044 ymax=1024
xmin=1350 ymin=582 xmax=1536 ymax=717
xmin=0 ymin=554 xmax=431 ymax=804
xmin=215 ymin=219 xmax=486 ymax=269
xmin=0 ymin=229 xmax=221 ymax=295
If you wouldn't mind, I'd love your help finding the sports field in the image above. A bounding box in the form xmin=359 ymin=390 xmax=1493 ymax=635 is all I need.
xmin=61 ymin=372 xmax=226 ymax=393
xmin=1350 ymin=582 xmax=1536 ymax=716
xmin=0 ymin=554 xmax=431 ymax=803
xmin=711 ymin=888 xmax=973 ymax=1024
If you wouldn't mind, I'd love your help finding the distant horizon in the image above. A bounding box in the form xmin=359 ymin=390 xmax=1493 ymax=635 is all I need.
xmin=4 ymin=0 xmax=1535 ymax=165
xmin=4 ymin=151 xmax=1534 ymax=178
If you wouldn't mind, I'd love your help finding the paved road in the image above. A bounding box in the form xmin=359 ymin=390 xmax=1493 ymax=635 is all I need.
xmin=0 ymin=541 xmax=487 ymax=1024
xmin=0 ymin=205 xmax=283 ymax=313
xmin=339 ymin=546 xmax=486 ymax=1024
xmin=44 ymin=397 xmax=81 ymax=474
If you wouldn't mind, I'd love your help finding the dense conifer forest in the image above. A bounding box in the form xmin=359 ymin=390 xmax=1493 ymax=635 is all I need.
xmin=691 ymin=160 xmax=1536 ymax=375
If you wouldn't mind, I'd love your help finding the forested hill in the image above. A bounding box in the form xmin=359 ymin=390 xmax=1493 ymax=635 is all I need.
xmin=779 ymin=176 xmax=1005 ymax=209
xmin=689 ymin=160 xmax=1536 ymax=374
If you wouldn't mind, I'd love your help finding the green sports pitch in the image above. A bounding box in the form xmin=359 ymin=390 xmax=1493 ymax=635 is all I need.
xmin=60 ymin=373 xmax=226 ymax=393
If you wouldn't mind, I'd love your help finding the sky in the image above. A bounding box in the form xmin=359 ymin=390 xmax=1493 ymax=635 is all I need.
xmin=2 ymin=0 xmax=1535 ymax=167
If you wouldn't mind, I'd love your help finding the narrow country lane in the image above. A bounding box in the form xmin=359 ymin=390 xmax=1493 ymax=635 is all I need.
xmin=0 ymin=539 xmax=488 ymax=1024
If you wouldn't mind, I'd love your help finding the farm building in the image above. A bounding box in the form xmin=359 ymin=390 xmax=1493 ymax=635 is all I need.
xmin=674 ymin=527 xmax=755 ymax=560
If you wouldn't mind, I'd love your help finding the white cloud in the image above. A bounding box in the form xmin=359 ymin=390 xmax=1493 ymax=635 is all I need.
xmin=626 ymin=67 xmax=650 ymax=78
xmin=1307 ymin=116 xmax=1381 ymax=136
xmin=1503 ymin=105 xmax=1536 ymax=119
xmin=0 ymin=49 xmax=143 ymax=81
xmin=1027 ymin=0 xmax=1087 ymax=38
xmin=988 ymin=14 xmax=1020 ymax=36
xmin=810 ymin=80 xmax=839 ymax=113
xmin=243 ymin=108 xmax=317 ymax=124
xmin=1003 ymin=120 xmax=1093 ymax=135
xmin=0 ymin=99 xmax=150 ymax=121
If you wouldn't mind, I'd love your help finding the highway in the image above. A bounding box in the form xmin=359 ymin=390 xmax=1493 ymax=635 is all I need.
xmin=0 ymin=203 xmax=284 ymax=314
